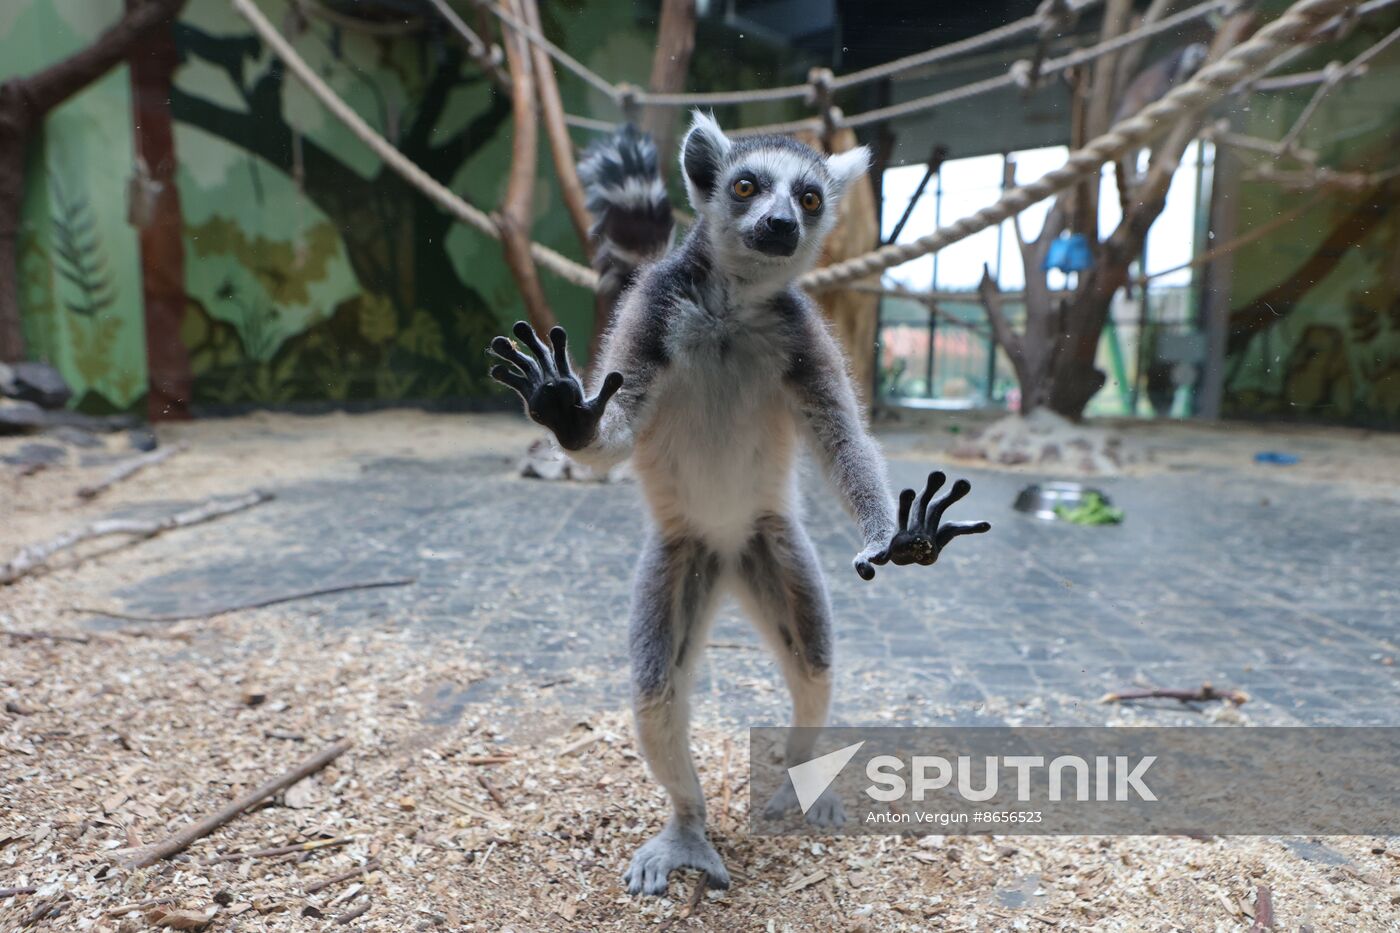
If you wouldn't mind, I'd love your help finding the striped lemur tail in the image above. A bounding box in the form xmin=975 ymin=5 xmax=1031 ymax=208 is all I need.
xmin=577 ymin=124 xmax=674 ymax=317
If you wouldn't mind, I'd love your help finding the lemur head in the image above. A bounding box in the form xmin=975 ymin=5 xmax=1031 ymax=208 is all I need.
xmin=679 ymin=111 xmax=869 ymax=282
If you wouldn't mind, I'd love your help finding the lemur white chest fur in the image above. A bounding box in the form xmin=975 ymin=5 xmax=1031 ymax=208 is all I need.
xmin=633 ymin=286 xmax=800 ymax=552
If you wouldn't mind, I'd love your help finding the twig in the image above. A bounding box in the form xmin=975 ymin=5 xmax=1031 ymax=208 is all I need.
xmin=104 ymin=897 xmax=175 ymax=917
xmin=204 ymin=836 xmax=351 ymax=865
xmin=1 ymin=490 xmax=273 ymax=585
xmin=334 ymin=899 xmax=371 ymax=925
xmin=0 ymin=886 xmax=38 ymax=897
xmin=1250 ymin=884 xmax=1275 ymax=930
xmin=5 ymin=630 xmax=91 ymax=645
xmin=464 ymin=755 xmax=515 ymax=765
xmin=559 ymin=733 xmax=601 ymax=757
xmin=660 ymin=874 xmax=710 ymax=930
xmin=305 ymin=858 xmax=380 ymax=895
xmin=477 ymin=774 xmax=507 ymax=809
xmin=124 ymin=738 xmax=352 ymax=869
xmin=1100 ymin=683 xmax=1249 ymax=705
xmin=68 ymin=577 xmax=416 ymax=623
xmin=719 ymin=737 xmax=733 ymax=830
xmin=77 ymin=443 xmax=184 ymax=500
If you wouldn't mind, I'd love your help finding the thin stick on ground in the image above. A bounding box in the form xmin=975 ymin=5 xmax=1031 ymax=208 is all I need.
xmin=5 ymin=630 xmax=92 ymax=644
xmin=0 ymin=886 xmax=38 ymax=898
xmin=719 ymin=736 xmax=733 ymax=830
xmin=335 ymin=899 xmax=372 ymax=925
xmin=0 ymin=489 xmax=273 ymax=585
xmin=305 ymin=858 xmax=381 ymax=896
xmin=204 ymin=836 xmax=352 ymax=865
xmin=77 ymin=443 xmax=184 ymax=500
xmin=1251 ymin=884 xmax=1275 ymax=930
xmin=1100 ymin=683 xmax=1249 ymax=705
xmin=123 ymin=738 xmax=352 ymax=869
xmin=67 ymin=576 xmax=416 ymax=623
xmin=477 ymin=774 xmax=507 ymax=809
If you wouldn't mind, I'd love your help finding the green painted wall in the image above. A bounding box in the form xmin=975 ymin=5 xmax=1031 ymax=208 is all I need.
xmin=1221 ymin=13 xmax=1400 ymax=426
xmin=4 ymin=0 xmax=812 ymax=414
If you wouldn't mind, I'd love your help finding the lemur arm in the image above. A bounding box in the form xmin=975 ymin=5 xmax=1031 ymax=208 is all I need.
xmin=566 ymin=289 xmax=669 ymax=472
xmin=782 ymin=297 xmax=899 ymax=574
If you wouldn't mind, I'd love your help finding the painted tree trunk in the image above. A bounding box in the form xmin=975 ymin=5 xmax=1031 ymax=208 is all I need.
xmin=128 ymin=0 xmax=192 ymax=420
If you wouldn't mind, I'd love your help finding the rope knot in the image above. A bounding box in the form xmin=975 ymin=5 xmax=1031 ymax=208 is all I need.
xmin=615 ymin=82 xmax=641 ymax=123
xmin=1009 ymin=59 xmax=1034 ymax=89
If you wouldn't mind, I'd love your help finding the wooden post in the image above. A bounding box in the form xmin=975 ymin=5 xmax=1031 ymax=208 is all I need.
xmin=127 ymin=0 xmax=193 ymax=420
xmin=640 ymin=0 xmax=696 ymax=171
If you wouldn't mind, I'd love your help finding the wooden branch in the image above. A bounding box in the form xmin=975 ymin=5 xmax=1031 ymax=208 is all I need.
xmin=519 ymin=0 xmax=593 ymax=256
xmin=335 ymin=900 xmax=371 ymax=925
xmin=305 ymin=858 xmax=380 ymax=895
xmin=1250 ymin=884 xmax=1275 ymax=931
xmin=124 ymin=738 xmax=352 ymax=868
xmin=68 ymin=576 xmax=415 ymax=623
xmin=1100 ymin=683 xmax=1249 ymax=705
xmin=640 ymin=0 xmax=697 ymax=169
xmin=493 ymin=0 xmax=556 ymax=334
xmin=478 ymin=774 xmax=507 ymax=808
xmin=77 ymin=444 xmax=184 ymax=500
xmin=0 ymin=887 xmax=38 ymax=898
xmin=0 ymin=490 xmax=273 ymax=585
xmin=976 ymin=265 xmax=1027 ymax=369
xmin=204 ymin=836 xmax=351 ymax=865
xmin=5 ymin=630 xmax=92 ymax=645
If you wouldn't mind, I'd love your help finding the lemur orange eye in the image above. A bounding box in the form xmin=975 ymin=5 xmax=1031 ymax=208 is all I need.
xmin=732 ymin=178 xmax=756 ymax=198
xmin=801 ymin=191 xmax=823 ymax=213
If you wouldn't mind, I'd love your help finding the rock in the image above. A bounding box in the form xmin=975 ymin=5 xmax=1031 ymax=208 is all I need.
xmin=128 ymin=428 xmax=159 ymax=451
xmin=0 ymin=361 xmax=72 ymax=409
xmin=48 ymin=425 xmax=103 ymax=448
xmin=0 ymin=398 xmax=136 ymax=435
xmin=0 ymin=443 xmax=66 ymax=468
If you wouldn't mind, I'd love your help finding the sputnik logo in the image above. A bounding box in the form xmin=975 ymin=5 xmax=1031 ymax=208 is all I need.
xmin=786 ymin=741 xmax=864 ymax=814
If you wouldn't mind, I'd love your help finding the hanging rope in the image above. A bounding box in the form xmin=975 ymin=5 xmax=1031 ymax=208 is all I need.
xmin=229 ymin=0 xmax=599 ymax=291
xmin=798 ymin=0 xmax=1357 ymax=291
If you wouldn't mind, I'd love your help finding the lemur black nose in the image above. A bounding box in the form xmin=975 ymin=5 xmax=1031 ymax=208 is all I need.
xmin=766 ymin=215 xmax=798 ymax=236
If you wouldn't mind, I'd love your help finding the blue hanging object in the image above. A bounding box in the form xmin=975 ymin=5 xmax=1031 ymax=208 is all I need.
xmin=1043 ymin=233 xmax=1095 ymax=273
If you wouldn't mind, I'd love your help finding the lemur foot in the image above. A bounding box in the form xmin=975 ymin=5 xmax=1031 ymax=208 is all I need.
xmin=762 ymin=781 xmax=847 ymax=828
xmin=623 ymin=822 xmax=730 ymax=897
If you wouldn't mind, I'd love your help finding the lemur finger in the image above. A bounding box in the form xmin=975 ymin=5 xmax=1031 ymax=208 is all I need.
xmin=936 ymin=520 xmax=992 ymax=549
xmin=489 ymin=365 xmax=531 ymax=399
xmin=853 ymin=556 xmax=876 ymax=581
xmin=925 ymin=478 xmax=973 ymax=527
xmin=896 ymin=488 xmax=917 ymax=531
xmin=916 ymin=471 xmax=946 ymax=528
xmin=548 ymin=326 xmax=574 ymax=378
xmin=490 ymin=335 xmax=540 ymax=380
xmin=591 ymin=371 xmax=625 ymax=409
xmin=512 ymin=321 xmax=556 ymax=375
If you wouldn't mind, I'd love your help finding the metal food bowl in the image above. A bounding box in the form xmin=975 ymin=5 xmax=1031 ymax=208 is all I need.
xmin=1013 ymin=481 xmax=1112 ymax=521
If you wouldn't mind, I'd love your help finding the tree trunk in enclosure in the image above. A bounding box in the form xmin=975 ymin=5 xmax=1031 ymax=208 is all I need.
xmin=641 ymin=0 xmax=697 ymax=173
xmin=127 ymin=0 xmax=193 ymax=420
xmin=496 ymin=0 xmax=557 ymax=335
xmin=0 ymin=0 xmax=188 ymax=364
xmin=800 ymin=127 xmax=879 ymax=403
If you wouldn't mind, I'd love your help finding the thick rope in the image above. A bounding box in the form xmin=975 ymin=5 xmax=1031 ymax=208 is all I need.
xmin=798 ymin=0 xmax=1355 ymax=291
xmin=230 ymin=0 xmax=599 ymax=291
xmin=731 ymin=0 xmax=1228 ymax=137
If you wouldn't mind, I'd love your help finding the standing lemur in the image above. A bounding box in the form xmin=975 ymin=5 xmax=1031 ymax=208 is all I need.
xmin=489 ymin=113 xmax=990 ymax=896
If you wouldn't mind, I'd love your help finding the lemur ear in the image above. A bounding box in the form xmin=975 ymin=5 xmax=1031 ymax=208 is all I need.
xmin=825 ymin=145 xmax=872 ymax=196
xmin=680 ymin=111 xmax=732 ymax=206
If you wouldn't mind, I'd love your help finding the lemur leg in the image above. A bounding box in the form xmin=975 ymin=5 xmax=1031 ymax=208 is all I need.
xmin=733 ymin=513 xmax=845 ymax=827
xmin=624 ymin=533 xmax=730 ymax=896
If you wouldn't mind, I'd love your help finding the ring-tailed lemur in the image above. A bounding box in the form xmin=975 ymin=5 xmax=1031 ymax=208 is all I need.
xmin=489 ymin=113 xmax=990 ymax=896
